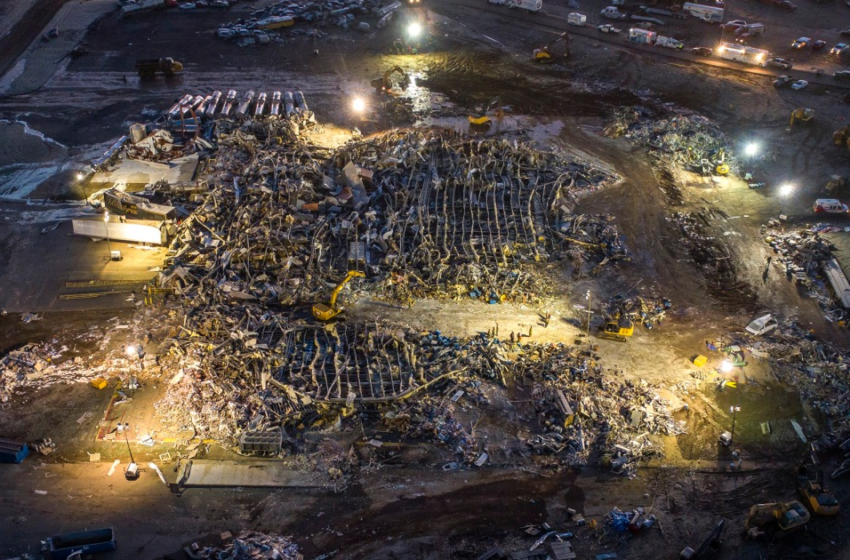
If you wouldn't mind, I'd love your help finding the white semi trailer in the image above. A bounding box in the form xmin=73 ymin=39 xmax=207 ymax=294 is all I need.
xmin=72 ymin=218 xmax=168 ymax=246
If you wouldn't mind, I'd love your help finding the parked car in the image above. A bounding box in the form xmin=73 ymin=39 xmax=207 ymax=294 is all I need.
xmin=597 ymin=24 xmax=621 ymax=33
xmin=691 ymin=46 xmax=712 ymax=56
xmin=746 ymin=314 xmax=778 ymax=336
xmin=791 ymin=80 xmax=808 ymax=90
xmin=768 ymin=57 xmax=793 ymax=69
xmin=211 ymin=0 xmax=229 ymax=7
xmin=773 ymin=75 xmax=793 ymax=88
xmin=792 ymin=37 xmax=810 ymax=49
xmin=777 ymin=0 xmax=796 ymax=10
xmin=217 ymin=27 xmax=235 ymax=38
xmin=831 ymin=43 xmax=848 ymax=55
xmin=835 ymin=70 xmax=850 ymax=80
xmin=813 ymin=199 xmax=849 ymax=214
xmin=842 ymin=30 xmax=850 ymax=38
xmin=178 ymin=2 xmax=196 ymax=8
xmin=812 ymin=40 xmax=827 ymax=51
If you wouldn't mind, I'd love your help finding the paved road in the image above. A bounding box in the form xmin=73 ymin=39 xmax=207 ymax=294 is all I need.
xmin=440 ymin=0 xmax=846 ymax=89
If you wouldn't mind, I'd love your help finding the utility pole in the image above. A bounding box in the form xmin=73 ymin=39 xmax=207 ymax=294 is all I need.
xmin=104 ymin=211 xmax=112 ymax=260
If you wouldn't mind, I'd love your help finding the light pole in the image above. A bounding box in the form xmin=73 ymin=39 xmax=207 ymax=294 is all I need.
xmin=104 ymin=211 xmax=112 ymax=260
xmin=730 ymin=406 xmax=741 ymax=445
xmin=585 ymin=290 xmax=592 ymax=337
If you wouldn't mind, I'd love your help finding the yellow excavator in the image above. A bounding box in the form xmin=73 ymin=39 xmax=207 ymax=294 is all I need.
xmin=834 ymin=125 xmax=850 ymax=151
xmin=313 ymin=271 xmax=365 ymax=321
xmin=798 ymin=446 xmax=840 ymax=516
xmin=598 ymin=312 xmax=634 ymax=342
xmin=371 ymin=66 xmax=411 ymax=95
xmin=787 ymin=107 xmax=814 ymax=132
xmin=532 ymin=32 xmax=570 ymax=63
xmin=468 ymin=96 xmax=504 ymax=128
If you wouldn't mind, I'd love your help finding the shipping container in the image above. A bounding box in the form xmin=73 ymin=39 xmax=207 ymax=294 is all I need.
xmin=682 ymin=2 xmax=724 ymax=22
xmin=44 ymin=528 xmax=116 ymax=560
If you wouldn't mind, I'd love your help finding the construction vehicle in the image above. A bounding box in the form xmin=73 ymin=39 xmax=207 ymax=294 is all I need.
xmin=468 ymin=97 xmax=504 ymax=129
xmin=597 ymin=312 xmax=634 ymax=342
xmin=313 ymin=271 xmax=365 ymax=321
xmin=835 ymin=125 xmax=850 ymax=151
xmin=371 ymin=66 xmax=411 ymax=95
xmin=787 ymin=107 xmax=814 ymax=132
xmin=135 ymin=57 xmax=183 ymax=79
xmin=533 ymin=32 xmax=570 ymax=63
xmin=798 ymin=445 xmax=840 ymax=515
xmin=744 ymin=501 xmax=810 ymax=539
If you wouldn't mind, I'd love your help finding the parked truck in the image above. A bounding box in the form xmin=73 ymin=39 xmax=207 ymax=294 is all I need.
xmin=601 ymin=6 xmax=629 ymax=19
xmin=42 ymin=528 xmax=116 ymax=560
xmin=628 ymin=27 xmax=656 ymax=44
xmin=135 ymin=57 xmax=183 ymax=79
xmin=682 ymin=2 xmax=724 ymax=22
xmin=628 ymin=28 xmax=683 ymax=48
xmin=568 ymin=12 xmax=586 ymax=25
xmin=715 ymin=41 xmax=769 ymax=66
xmin=511 ymin=0 xmax=542 ymax=12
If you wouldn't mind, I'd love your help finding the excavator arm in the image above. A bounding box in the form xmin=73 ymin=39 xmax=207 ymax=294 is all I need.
xmin=313 ymin=271 xmax=366 ymax=321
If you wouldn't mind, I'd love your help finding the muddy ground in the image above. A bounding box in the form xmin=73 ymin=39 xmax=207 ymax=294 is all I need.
xmin=2 ymin=0 xmax=850 ymax=559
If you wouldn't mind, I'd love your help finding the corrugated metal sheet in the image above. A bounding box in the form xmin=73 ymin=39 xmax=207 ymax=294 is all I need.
xmin=823 ymin=258 xmax=850 ymax=308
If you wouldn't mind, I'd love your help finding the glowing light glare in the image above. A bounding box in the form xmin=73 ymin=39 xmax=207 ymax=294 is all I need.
xmin=744 ymin=142 xmax=760 ymax=157
xmin=779 ymin=183 xmax=795 ymax=197
xmin=126 ymin=345 xmax=138 ymax=358
xmin=76 ymin=172 xmax=84 ymax=181
xmin=717 ymin=45 xmax=726 ymax=53
xmin=104 ymin=211 xmax=110 ymax=223
xmin=351 ymin=97 xmax=366 ymax=113
xmin=720 ymin=360 xmax=733 ymax=373
xmin=408 ymin=22 xmax=422 ymax=38
xmin=756 ymin=53 xmax=765 ymax=61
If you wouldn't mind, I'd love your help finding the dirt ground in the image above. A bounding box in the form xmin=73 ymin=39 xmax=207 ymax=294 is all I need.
xmin=2 ymin=0 xmax=850 ymax=558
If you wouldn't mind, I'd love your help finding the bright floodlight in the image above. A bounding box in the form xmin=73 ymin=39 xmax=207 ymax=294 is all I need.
xmin=352 ymin=97 xmax=366 ymax=113
xmin=720 ymin=360 xmax=733 ymax=373
xmin=126 ymin=345 xmax=137 ymax=357
xmin=408 ymin=22 xmax=422 ymax=38
xmin=779 ymin=183 xmax=795 ymax=197
xmin=76 ymin=172 xmax=84 ymax=181
xmin=744 ymin=142 xmax=759 ymax=157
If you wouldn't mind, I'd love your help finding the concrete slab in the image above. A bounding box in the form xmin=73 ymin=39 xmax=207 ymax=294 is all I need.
xmin=179 ymin=460 xmax=332 ymax=489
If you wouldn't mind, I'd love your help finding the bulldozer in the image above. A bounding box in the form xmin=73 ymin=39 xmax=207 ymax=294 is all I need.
xmin=532 ymin=31 xmax=570 ymax=63
xmin=834 ymin=124 xmax=850 ymax=151
xmin=597 ymin=312 xmax=634 ymax=342
xmin=371 ymin=66 xmax=411 ymax=95
xmin=744 ymin=501 xmax=810 ymax=539
xmin=312 ymin=271 xmax=365 ymax=321
xmin=787 ymin=107 xmax=814 ymax=132
xmin=135 ymin=57 xmax=183 ymax=79
xmin=468 ymin=96 xmax=504 ymax=129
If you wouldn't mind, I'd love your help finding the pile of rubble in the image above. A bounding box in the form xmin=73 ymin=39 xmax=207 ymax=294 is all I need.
xmin=604 ymin=106 xmax=734 ymax=174
xmin=0 ymin=342 xmax=101 ymax=403
xmin=160 ymin=126 xmax=623 ymax=310
xmin=186 ymin=531 xmax=301 ymax=560
xmin=762 ymin=224 xmax=846 ymax=320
